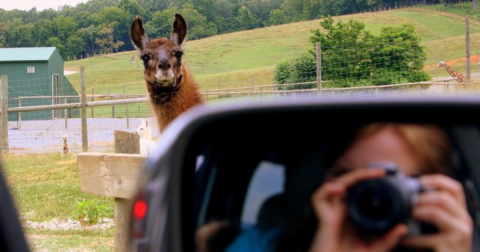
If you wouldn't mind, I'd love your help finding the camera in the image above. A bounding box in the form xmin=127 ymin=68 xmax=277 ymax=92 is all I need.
xmin=346 ymin=162 xmax=437 ymax=236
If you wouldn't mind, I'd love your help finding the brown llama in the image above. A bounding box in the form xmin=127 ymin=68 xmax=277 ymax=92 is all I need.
xmin=130 ymin=14 xmax=204 ymax=133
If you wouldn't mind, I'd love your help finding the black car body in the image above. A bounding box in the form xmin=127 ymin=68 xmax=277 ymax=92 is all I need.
xmin=129 ymin=95 xmax=480 ymax=252
xmin=0 ymin=154 xmax=30 ymax=251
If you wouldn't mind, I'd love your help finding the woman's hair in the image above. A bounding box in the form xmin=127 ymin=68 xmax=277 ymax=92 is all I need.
xmin=354 ymin=122 xmax=453 ymax=176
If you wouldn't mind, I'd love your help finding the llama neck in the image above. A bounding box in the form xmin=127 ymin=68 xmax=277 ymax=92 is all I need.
xmin=142 ymin=129 xmax=152 ymax=140
xmin=150 ymin=65 xmax=204 ymax=132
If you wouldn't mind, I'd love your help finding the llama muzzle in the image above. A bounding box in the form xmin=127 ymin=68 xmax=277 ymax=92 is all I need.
xmin=147 ymin=76 xmax=182 ymax=104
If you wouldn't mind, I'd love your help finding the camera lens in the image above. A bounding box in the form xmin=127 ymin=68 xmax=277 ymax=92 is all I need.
xmin=347 ymin=179 xmax=410 ymax=234
xmin=356 ymin=187 xmax=393 ymax=220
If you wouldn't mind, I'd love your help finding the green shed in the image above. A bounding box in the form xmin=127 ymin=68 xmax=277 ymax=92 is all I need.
xmin=0 ymin=47 xmax=79 ymax=121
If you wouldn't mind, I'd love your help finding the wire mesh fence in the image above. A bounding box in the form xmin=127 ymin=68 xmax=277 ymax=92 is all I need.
xmin=1 ymin=75 xmax=473 ymax=155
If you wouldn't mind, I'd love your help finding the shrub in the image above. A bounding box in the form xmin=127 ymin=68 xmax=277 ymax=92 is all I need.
xmin=274 ymin=51 xmax=316 ymax=90
xmin=72 ymin=199 xmax=108 ymax=226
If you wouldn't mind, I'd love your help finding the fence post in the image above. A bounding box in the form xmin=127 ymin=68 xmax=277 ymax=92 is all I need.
xmin=91 ymin=88 xmax=95 ymax=118
xmin=466 ymin=17 xmax=471 ymax=84
xmin=435 ymin=54 xmax=438 ymax=77
xmin=81 ymin=66 xmax=89 ymax=152
xmin=64 ymin=98 xmax=68 ymax=130
xmin=0 ymin=76 xmax=8 ymax=153
xmin=316 ymin=42 xmax=322 ymax=96
xmin=113 ymin=130 xmax=140 ymax=252
xmin=17 ymin=98 xmax=21 ymax=130
xmin=126 ymin=104 xmax=130 ymax=128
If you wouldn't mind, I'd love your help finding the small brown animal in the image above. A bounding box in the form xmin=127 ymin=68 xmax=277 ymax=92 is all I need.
xmin=130 ymin=14 xmax=204 ymax=133
xmin=62 ymin=135 xmax=69 ymax=156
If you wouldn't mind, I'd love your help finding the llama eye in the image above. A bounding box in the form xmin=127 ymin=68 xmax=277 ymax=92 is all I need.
xmin=141 ymin=54 xmax=150 ymax=62
xmin=174 ymin=51 xmax=183 ymax=58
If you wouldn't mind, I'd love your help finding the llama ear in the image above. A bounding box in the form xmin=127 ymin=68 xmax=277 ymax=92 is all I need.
xmin=145 ymin=119 xmax=149 ymax=127
xmin=130 ymin=15 xmax=149 ymax=51
xmin=170 ymin=13 xmax=187 ymax=49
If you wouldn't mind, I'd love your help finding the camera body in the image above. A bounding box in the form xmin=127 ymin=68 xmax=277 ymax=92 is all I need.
xmin=346 ymin=162 xmax=436 ymax=236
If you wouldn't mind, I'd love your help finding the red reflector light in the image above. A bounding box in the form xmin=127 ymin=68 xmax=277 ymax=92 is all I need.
xmin=134 ymin=200 xmax=147 ymax=220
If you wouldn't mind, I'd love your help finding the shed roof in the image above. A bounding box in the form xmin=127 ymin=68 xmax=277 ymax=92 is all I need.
xmin=0 ymin=47 xmax=57 ymax=62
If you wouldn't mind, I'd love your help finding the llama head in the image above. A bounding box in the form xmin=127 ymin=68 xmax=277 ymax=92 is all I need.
xmin=135 ymin=119 xmax=153 ymax=140
xmin=130 ymin=13 xmax=187 ymax=103
xmin=439 ymin=61 xmax=446 ymax=67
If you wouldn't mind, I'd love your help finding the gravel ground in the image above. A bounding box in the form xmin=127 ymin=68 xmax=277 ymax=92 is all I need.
xmin=24 ymin=218 xmax=114 ymax=231
xmin=7 ymin=117 xmax=159 ymax=154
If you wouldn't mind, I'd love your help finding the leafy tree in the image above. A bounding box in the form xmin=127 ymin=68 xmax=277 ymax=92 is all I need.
xmin=280 ymin=0 xmax=305 ymax=22
xmin=188 ymin=0 xmax=215 ymax=22
xmin=147 ymin=8 xmax=179 ymax=39
xmin=267 ymin=9 xmax=286 ymax=26
xmin=96 ymin=23 xmax=125 ymax=53
xmin=180 ymin=3 xmax=217 ymax=39
xmin=371 ymin=24 xmax=426 ymax=76
xmin=53 ymin=16 xmax=77 ymax=43
xmin=96 ymin=7 xmax=130 ymax=35
xmin=211 ymin=0 xmax=238 ymax=33
xmin=73 ymin=11 xmax=96 ymax=29
xmin=32 ymin=19 xmax=54 ymax=46
xmin=77 ymin=25 xmax=99 ymax=53
xmin=96 ymin=7 xmax=130 ymax=50
xmin=237 ymin=6 xmax=258 ymax=30
xmin=4 ymin=19 xmax=34 ymax=47
xmin=0 ymin=22 xmax=6 ymax=47
xmin=147 ymin=4 xmax=216 ymax=40
xmin=47 ymin=37 xmax=65 ymax=53
xmin=66 ymin=34 xmax=86 ymax=57
xmin=119 ymin=0 xmax=146 ymax=21
xmin=274 ymin=58 xmax=295 ymax=84
xmin=310 ymin=16 xmax=373 ymax=83
xmin=246 ymin=0 xmax=283 ymax=23
xmin=274 ymin=52 xmax=316 ymax=90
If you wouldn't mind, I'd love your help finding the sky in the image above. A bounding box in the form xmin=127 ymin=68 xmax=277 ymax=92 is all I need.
xmin=1 ymin=0 xmax=89 ymax=11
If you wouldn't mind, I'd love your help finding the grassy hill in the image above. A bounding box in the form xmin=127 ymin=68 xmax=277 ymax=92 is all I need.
xmin=65 ymin=8 xmax=480 ymax=95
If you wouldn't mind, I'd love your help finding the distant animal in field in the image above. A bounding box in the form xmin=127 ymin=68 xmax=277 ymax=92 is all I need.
xmin=62 ymin=135 xmax=69 ymax=156
xmin=439 ymin=61 xmax=467 ymax=83
xmin=130 ymin=13 xmax=204 ymax=133
xmin=135 ymin=118 xmax=158 ymax=156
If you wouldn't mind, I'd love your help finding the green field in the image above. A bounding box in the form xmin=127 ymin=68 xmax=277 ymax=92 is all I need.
xmin=3 ymin=153 xmax=114 ymax=251
xmin=65 ymin=7 xmax=480 ymax=96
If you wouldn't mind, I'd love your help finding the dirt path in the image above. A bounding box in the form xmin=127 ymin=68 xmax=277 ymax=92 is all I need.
xmin=64 ymin=67 xmax=78 ymax=76
xmin=424 ymin=55 xmax=480 ymax=70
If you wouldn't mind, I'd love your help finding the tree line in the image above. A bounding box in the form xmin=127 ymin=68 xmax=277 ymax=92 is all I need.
xmin=0 ymin=0 xmax=467 ymax=59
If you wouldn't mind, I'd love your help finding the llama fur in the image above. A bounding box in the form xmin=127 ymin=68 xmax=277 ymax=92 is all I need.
xmin=135 ymin=118 xmax=158 ymax=156
xmin=130 ymin=14 xmax=204 ymax=133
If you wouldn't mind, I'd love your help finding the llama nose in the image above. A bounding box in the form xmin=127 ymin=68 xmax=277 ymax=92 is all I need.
xmin=158 ymin=59 xmax=171 ymax=70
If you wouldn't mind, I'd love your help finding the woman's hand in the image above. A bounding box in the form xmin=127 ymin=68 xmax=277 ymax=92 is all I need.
xmin=309 ymin=169 xmax=408 ymax=252
xmin=400 ymin=174 xmax=473 ymax=252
